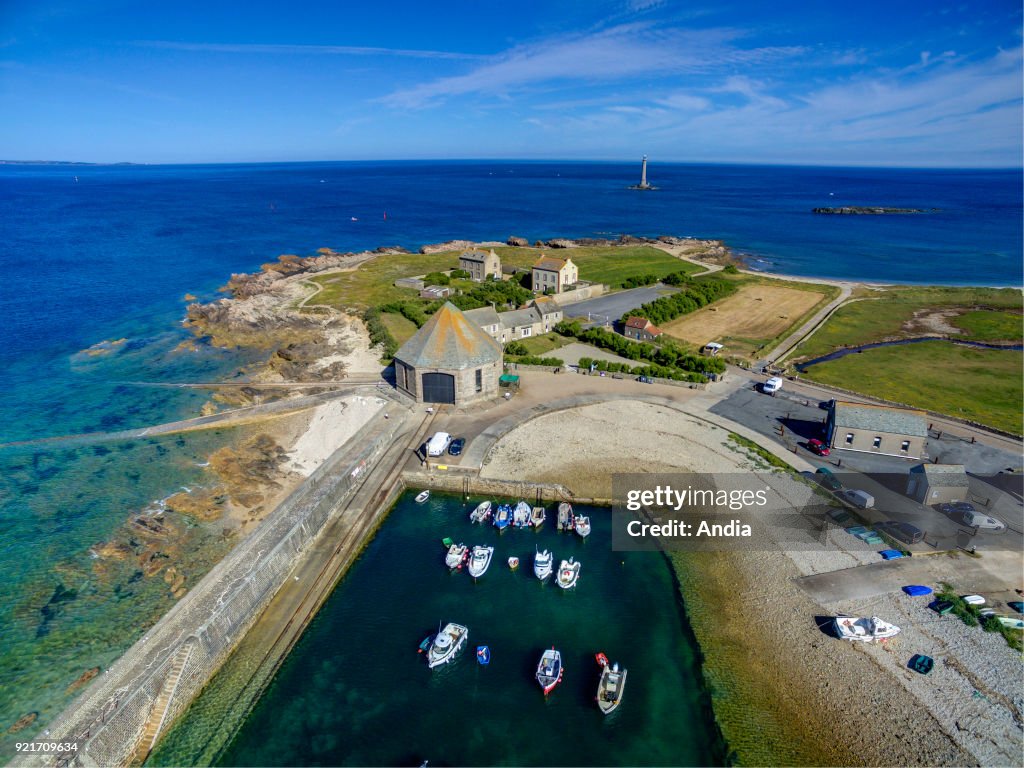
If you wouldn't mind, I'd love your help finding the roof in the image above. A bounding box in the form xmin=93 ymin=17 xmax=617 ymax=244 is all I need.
xmin=533 ymin=255 xmax=568 ymax=272
xmin=831 ymin=401 xmax=928 ymax=438
xmin=532 ymin=297 xmax=562 ymax=316
xmin=499 ymin=306 xmax=541 ymax=328
xmin=459 ymin=248 xmax=497 ymax=263
xmin=462 ymin=306 xmax=501 ymax=328
xmin=624 ymin=316 xmax=663 ymax=334
xmin=909 ymin=463 xmax=969 ymax=486
xmin=395 ymin=302 xmax=503 ymax=370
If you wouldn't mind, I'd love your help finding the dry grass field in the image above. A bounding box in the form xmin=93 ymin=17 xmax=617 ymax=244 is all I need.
xmin=662 ymin=283 xmax=827 ymax=355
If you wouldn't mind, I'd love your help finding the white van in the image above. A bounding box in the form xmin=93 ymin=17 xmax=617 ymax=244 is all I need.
xmin=842 ymin=489 xmax=875 ymax=509
xmin=963 ymin=510 xmax=1006 ymax=532
xmin=425 ymin=431 xmax=453 ymax=457
xmin=762 ymin=377 xmax=783 ymax=394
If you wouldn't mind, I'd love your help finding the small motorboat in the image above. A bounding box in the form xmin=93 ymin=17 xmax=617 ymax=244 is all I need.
xmin=415 ymin=490 xmax=430 ymax=503
xmin=556 ymin=558 xmax=581 ymax=589
xmin=961 ymin=594 xmax=986 ymax=606
xmin=445 ymin=543 xmax=469 ymax=570
xmin=467 ymin=545 xmax=494 ymax=578
xmin=531 ymin=506 xmax=546 ymax=528
xmin=1009 ymin=601 xmax=1024 ymax=614
xmin=557 ymin=502 xmax=573 ymax=531
xmin=574 ymin=515 xmax=591 ymax=538
xmin=535 ymin=648 xmax=563 ymax=694
xmin=534 ymin=549 xmax=553 ymax=580
xmin=513 ymin=501 xmax=532 ymax=528
xmin=427 ymin=623 xmax=468 ymax=668
xmin=469 ymin=501 xmax=492 ymax=523
xmin=596 ymin=659 xmax=627 ymax=714
xmin=476 ymin=645 xmax=490 ymax=665
xmin=494 ymin=504 xmax=512 ymax=531
xmin=833 ymin=616 xmax=901 ymax=642
xmin=508 ymin=556 xmax=520 ymax=570
xmin=997 ymin=615 xmax=1024 ymax=629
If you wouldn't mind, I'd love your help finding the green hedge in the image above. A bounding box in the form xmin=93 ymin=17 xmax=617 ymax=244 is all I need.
xmin=506 ymin=355 xmax=564 ymax=367
xmin=362 ymin=307 xmax=398 ymax=358
xmin=557 ymin=323 xmax=725 ymax=377
xmin=621 ymin=278 xmax=736 ymax=325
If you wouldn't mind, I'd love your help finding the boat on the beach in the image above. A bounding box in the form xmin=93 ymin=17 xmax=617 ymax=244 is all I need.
xmin=535 ymin=648 xmax=563 ymax=694
xmin=997 ymin=615 xmax=1024 ymax=629
xmin=476 ymin=645 xmax=490 ymax=665
xmin=508 ymin=556 xmax=520 ymax=570
xmin=833 ymin=615 xmax=901 ymax=642
xmin=469 ymin=501 xmax=492 ymax=523
xmin=513 ymin=501 xmax=532 ymax=528
xmin=595 ymin=654 xmax=627 ymax=714
xmin=557 ymin=502 xmax=574 ymax=531
xmin=961 ymin=594 xmax=986 ymax=606
xmin=426 ymin=622 xmax=468 ymax=668
xmin=467 ymin=545 xmax=494 ymax=578
xmin=574 ymin=515 xmax=591 ymax=538
xmin=556 ymin=558 xmax=581 ymax=589
xmin=445 ymin=543 xmax=469 ymax=570
xmin=534 ymin=548 xmax=553 ymax=580
xmin=415 ymin=490 xmax=430 ymax=503
xmin=531 ymin=506 xmax=546 ymax=528
xmin=494 ymin=504 xmax=512 ymax=531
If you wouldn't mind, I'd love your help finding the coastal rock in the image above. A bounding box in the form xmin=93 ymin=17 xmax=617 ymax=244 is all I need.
xmin=374 ymin=245 xmax=410 ymax=254
xmin=164 ymin=566 xmax=187 ymax=598
xmin=419 ymin=239 xmax=475 ymax=254
xmin=544 ymin=238 xmax=576 ymax=249
xmin=183 ymin=293 xmax=197 ymax=302
xmin=506 ymin=236 xmax=529 ymax=247
xmin=812 ymin=206 xmax=931 ymax=215
xmin=165 ymin=487 xmax=228 ymax=522
xmin=7 ymin=712 xmax=37 ymax=734
xmin=65 ymin=667 xmax=100 ymax=695
xmin=617 ymin=234 xmax=649 ymax=245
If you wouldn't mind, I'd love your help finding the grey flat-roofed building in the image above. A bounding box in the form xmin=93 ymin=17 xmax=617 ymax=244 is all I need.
xmin=907 ymin=463 xmax=969 ymax=504
xmin=826 ymin=401 xmax=928 ymax=459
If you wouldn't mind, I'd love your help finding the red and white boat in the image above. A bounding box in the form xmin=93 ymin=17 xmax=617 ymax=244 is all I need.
xmin=535 ymin=647 xmax=563 ymax=695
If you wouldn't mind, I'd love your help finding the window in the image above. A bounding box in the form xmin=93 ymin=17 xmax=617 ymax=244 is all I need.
xmin=521 ymin=327 xmax=532 ymax=338
xmin=475 ymin=368 xmax=482 ymax=393
xmin=872 ymin=436 xmax=882 ymax=448
xmin=901 ymin=440 xmax=911 ymax=452
xmin=845 ymin=433 xmax=854 ymax=445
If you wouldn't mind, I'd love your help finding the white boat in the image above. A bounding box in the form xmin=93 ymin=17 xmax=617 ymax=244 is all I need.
xmin=574 ymin=515 xmax=591 ymax=538
xmin=556 ymin=558 xmax=581 ymax=589
xmin=508 ymin=556 xmax=520 ymax=570
xmin=427 ymin=622 xmax=468 ymax=668
xmin=469 ymin=501 xmax=492 ymax=523
xmin=596 ymin=659 xmax=627 ymax=714
xmin=557 ymin=502 xmax=574 ymax=531
xmin=535 ymin=648 xmax=563 ymax=694
xmin=961 ymin=594 xmax=986 ymax=606
xmin=531 ymin=506 xmax=546 ymax=528
xmin=467 ymin=546 xmax=494 ymax=578
xmin=534 ymin=548 xmax=553 ymax=580
xmin=997 ymin=615 xmax=1024 ymax=629
xmin=513 ymin=501 xmax=532 ymax=528
xmin=833 ymin=616 xmax=901 ymax=642
xmin=415 ymin=490 xmax=430 ymax=503
xmin=445 ymin=543 xmax=468 ymax=570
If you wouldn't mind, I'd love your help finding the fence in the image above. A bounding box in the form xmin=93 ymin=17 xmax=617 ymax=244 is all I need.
xmin=20 ymin=408 xmax=402 ymax=768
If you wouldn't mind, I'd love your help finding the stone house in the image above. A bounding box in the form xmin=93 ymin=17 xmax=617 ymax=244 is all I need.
xmin=531 ymin=255 xmax=578 ymax=294
xmin=458 ymin=249 xmax=502 ymax=282
xmin=463 ymin=299 xmax=564 ymax=344
xmin=906 ymin=464 xmax=970 ymax=504
xmin=623 ymin=316 xmax=663 ymax=341
xmin=825 ymin=401 xmax=928 ymax=459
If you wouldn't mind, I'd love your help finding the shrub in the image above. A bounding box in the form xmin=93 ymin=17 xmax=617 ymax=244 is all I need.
xmin=362 ymin=307 xmax=398 ymax=358
xmin=504 ymin=341 xmax=529 ymax=356
xmin=423 ymin=271 xmax=451 ymax=286
xmin=722 ymin=264 xmax=739 ymax=274
xmin=506 ymin=355 xmax=564 ymax=367
xmin=621 ymin=278 xmax=736 ymax=325
xmin=450 ymin=268 xmax=471 ymax=279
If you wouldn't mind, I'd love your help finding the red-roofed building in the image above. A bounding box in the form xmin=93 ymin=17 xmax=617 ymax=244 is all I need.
xmin=623 ymin=316 xmax=663 ymax=341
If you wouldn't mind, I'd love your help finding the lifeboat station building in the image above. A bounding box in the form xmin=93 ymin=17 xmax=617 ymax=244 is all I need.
xmin=393 ymin=302 xmax=503 ymax=406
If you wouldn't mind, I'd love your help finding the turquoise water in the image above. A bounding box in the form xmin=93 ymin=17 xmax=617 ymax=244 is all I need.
xmin=205 ymin=493 xmax=722 ymax=767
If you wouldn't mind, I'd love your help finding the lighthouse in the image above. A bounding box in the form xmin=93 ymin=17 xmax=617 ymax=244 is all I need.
xmin=628 ymin=155 xmax=656 ymax=190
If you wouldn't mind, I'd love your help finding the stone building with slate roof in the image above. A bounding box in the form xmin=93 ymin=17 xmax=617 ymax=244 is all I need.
xmin=458 ymin=248 xmax=502 ymax=282
xmin=393 ymin=302 xmax=503 ymax=405
xmin=531 ymin=255 xmax=577 ymax=294
xmin=906 ymin=463 xmax=970 ymax=504
xmin=825 ymin=401 xmax=928 ymax=459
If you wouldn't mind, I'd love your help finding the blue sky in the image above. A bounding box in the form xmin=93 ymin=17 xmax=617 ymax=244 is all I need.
xmin=1 ymin=0 xmax=1021 ymax=166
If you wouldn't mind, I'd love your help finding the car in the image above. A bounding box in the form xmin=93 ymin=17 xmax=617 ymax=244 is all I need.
xmin=816 ymin=466 xmax=842 ymax=491
xmin=447 ymin=437 xmax=465 ymax=456
xmin=962 ymin=510 xmax=1006 ymax=532
xmin=762 ymin=376 xmax=783 ymax=394
xmin=425 ymin=431 xmax=452 ymax=457
xmin=636 ymin=376 xmax=653 ymax=384
xmin=807 ymin=438 xmax=830 ymax=456
xmin=876 ymin=521 xmax=924 ymax=545
xmin=936 ymin=501 xmax=975 ymax=516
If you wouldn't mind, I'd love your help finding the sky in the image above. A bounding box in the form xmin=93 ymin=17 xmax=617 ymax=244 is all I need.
xmin=1 ymin=0 xmax=1021 ymax=166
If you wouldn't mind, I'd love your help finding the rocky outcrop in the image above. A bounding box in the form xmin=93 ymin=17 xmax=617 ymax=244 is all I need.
xmin=544 ymin=238 xmax=576 ymax=249
xmin=65 ymin=667 xmax=100 ymax=695
xmin=7 ymin=712 xmax=37 ymax=734
xmin=419 ymin=239 xmax=476 ymax=254
xmin=506 ymin=236 xmax=529 ymax=247
xmin=812 ymin=206 xmax=932 ymax=215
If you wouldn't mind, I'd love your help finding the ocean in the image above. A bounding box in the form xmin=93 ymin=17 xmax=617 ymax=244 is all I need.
xmin=0 ymin=161 xmax=1020 ymax=746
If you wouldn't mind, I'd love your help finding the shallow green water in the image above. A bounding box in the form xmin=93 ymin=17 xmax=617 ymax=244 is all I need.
xmin=198 ymin=491 xmax=723 ymax=767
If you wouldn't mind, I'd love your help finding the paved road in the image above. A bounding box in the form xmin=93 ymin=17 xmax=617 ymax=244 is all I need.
xmin=561 ymin=284 xmax=675 ymax=322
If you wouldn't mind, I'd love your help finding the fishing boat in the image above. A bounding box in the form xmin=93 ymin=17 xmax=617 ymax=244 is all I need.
xmin=476 ymin=645 xmax=490 ymax=665
xmin=557 ymin=502 xmax=574 ymax=531
xmin=469 ymin=500 xmax=493 ymax=523
xmin=556 ymin=558 xmax=581 ymax=589
xmin=445 ymin=543 xmax=469 ymax=570
xmin=595 ymin=654 xmax=627 ymax=714
xmin=415 ymin=490 xmax=430 ymax=503
xmin=426 ymin=622 xmax=468 ymax=668
xmin=833 ymin=616 xmax=901 ymax=642
xmin=535 ymin=648 xmax=563 ymax=694
xmin=534 ymin=548 xmax=553 ymax=580
xmin=467 ymin=545 xmax=494 ymax=578
xmin=508 ymin=556 xmax=520 ymax=570
xmin=574 ymin=515 xmax=591 ymax=538
xmin=494 ymin=504 xmax=512 ymax=531
xmin=531 ymin=506 xmax=546 ymax=528
xmin=513 ymin=501 xmax=532 ymax=528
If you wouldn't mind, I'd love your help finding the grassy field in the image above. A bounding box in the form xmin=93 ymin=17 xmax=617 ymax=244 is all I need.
xmin=380 ymin=312 xmax=418 ymax=345
xmin=793 ymin=286 xmax=1022 ymax=360
xmin=306 ymin=245 xmax=706 ymax=310
xmin=518 ymin=332 xmax=572 ymax=356
xmin=801 ymin=341 xmax=1023 ymax=435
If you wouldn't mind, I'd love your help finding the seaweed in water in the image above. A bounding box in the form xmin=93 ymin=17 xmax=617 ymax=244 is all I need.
xmin=37 ymin=583 xmax=79 ymax=638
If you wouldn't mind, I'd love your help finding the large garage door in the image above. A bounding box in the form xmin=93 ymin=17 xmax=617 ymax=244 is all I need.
xmin=421 ymin=372 xmax=455 ymax=404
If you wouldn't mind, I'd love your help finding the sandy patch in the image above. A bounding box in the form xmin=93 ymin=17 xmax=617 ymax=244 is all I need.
xmin=662 ymin=283 xmax=825 ymax=348
xmin=284 ymin=395 xmax=385 ymax=476
xmin=903 ymin=307 xmax=963 ymax=336
xmin=311 ymin=316 xmax=383 ymax=375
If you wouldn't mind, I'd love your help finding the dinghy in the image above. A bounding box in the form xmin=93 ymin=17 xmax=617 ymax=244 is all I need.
xmin=507 ymin=556 xmax=520 ymax=570
xmin=574 ymin=515 xmax=591 ymax=538
xmin=535 ymin=648 xmax=563 ymax=694
xmin=961 ymin=594 xmax=986 ymax=606
xmin=531 ymin=506 xmax=546 ymax=528
xmin=833 ymin=615 xmax=901 ymax=642
xmin=445 ymin=543 xmax=469 ymax=570
xmin=556 ymin=558 xmax=581 ymax=589
xmin=469 ymin=500 xmax=492 ymax=523
xmin=494 ymin=504 xmax=512 ymax=531
xmin=415 ymin=490 xmax=430 ymax=503
xmin=476 ymin=645 xmax=490 ymax=665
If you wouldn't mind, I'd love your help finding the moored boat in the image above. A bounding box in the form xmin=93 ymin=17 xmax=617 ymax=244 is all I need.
xmin=469 ymin=500 xmax=493 ymax=523
xmin=531 ymin=506 xmax=546 ymax=528
xmin=494 ymin=504 xmax=512 ymax=531
xmin=596 ymin=658 xmax=627 ymax=714
xmin=833 ymin=615 xmax=901 ymax=642
xmin=508 ymin=556 xmax=520 ymax=570
xmin=535 ymin=647 xmax=563 ymax=694
xmin=467 ymin=545 xmax=494 ymax=578
xmin=556 ymin=558 xmax=581 ymax=589
xmin=574 ymin=515 xmax=591 ymax=538
xmin=557 ymin=502 xmax=574 ymax=531
xmin=415 ymin=490 xmax=430 ymax=503
xmin=513 ymin=501 xmax=532 ymax=528
xmin=534 ymin=548 xmax=553 ymax=580
xmin=427 ymin=622 xmax=468 ymax=668
xmin=445 ymin=543 xmax=469 ymax=570
xmin=476 ymin=645 xmax=490 ymax=665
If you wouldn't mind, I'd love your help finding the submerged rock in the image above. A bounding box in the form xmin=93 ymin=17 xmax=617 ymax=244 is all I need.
xmin=7 ymin=712 xmax=37 ymax=734
xmin=65 ymin=667 xmax=100 ymax=695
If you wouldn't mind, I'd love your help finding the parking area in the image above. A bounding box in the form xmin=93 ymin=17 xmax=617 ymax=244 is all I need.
xmin=561 ymin=284 xmax=674 ymax=322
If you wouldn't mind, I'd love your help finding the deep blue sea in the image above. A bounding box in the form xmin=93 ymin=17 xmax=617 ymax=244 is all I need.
xmin=0 ymin=160 xmax=1020 ymax=743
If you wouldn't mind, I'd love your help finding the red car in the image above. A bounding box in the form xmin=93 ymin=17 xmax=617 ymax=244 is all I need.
xmin=808 ymin=438 xmax=830 ymax=456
